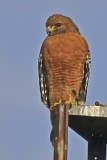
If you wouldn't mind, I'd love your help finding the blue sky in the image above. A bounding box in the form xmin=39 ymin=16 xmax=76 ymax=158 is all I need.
xmin=0 ymin=0 xmax=107 ymax=159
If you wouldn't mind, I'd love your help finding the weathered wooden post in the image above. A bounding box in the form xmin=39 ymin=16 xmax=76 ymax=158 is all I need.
xmin=51 ymin=104 xmax=107 ymax=160
xmin=50 ymin=104 xmax=69 ymax=160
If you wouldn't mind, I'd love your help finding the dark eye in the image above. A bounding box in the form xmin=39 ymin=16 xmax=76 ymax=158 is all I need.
xmin=55 ymin=23 xmax=62 ymax=27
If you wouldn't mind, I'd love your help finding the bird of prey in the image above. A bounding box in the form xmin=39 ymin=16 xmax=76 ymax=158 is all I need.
xmin=38 ymin=14 xmax=91 ymax=109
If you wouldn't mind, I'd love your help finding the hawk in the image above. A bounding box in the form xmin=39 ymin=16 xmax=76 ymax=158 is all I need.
xmin=38 ymin=14 xmax=91 ymax=109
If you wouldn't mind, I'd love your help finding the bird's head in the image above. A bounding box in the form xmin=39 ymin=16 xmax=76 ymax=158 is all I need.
xmin=46 ymin=14 xmax=80 ymax=36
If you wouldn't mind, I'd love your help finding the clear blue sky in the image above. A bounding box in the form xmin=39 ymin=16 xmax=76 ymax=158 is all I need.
xmin=0 ymin=0 xmax=107 ymax=159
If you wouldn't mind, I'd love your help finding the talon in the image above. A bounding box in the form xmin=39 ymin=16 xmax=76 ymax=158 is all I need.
xmin=65 ymin=98 xmax=77 ymax=105
xmin=50 ymin=100 xmax=62 ymax=110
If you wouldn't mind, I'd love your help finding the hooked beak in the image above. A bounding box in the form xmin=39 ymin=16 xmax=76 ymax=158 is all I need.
xmin=46 ymin=26 xmax=55 ymax=36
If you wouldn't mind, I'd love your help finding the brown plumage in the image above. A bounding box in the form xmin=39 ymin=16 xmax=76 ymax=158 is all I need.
xmin=38 ymin=14 xmax=91 ymax=109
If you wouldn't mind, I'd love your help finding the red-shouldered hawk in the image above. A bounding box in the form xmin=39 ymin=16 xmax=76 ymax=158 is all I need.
xmin=38 ymin=14 xmax=91 ymax=109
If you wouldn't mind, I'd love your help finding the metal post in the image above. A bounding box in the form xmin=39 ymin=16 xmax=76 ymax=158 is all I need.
xmin=88 ymin=135 xmax=106 ymax=160
xmin=50 ymin=104 xmax=69 ymax=160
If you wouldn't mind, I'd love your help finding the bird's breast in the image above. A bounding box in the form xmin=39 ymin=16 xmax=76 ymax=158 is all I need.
xmin=42 ymin=32 xmax=89 ymax=102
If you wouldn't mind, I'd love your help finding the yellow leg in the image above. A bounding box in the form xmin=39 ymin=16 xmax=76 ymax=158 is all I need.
xmin=50 ymin=98 xmax=78 ymax=110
